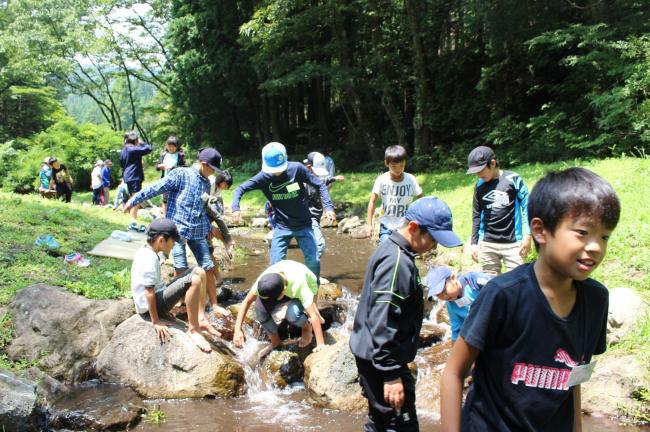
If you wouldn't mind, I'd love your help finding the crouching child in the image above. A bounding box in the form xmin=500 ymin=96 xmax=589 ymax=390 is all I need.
xmin=425 ymin=267 xmax=494 ymax=343
xmin=131 ymin=218 xmax=220 ymax=353
xmin=233 ymin=260 xmax=326 ymax=358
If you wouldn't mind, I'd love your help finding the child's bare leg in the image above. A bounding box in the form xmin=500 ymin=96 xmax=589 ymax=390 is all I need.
xmin=129 ymin=205 xmax=140 ymax=223
xmin=184 ymin=271 xmax=212 ymax=352
xmin=298 ymin=321 xmax=314 ymax=348
xmin=196 ymin=268 xmax=221 ymax=337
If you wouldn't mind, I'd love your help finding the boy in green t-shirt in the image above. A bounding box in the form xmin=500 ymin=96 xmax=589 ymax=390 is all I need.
xmin=233 ymin=260 xmax=326 ymax=357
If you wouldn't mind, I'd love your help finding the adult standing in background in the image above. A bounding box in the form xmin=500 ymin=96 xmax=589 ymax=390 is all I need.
xmin=91 ymin=159 xmax=104 ymax=206
xmin=120 ymin=130 xmax=152 ymax=231
xmin=48 ymin=157 xmax=74 ymax=203
xmin=101 ymin=159 xmax=112 ymax=205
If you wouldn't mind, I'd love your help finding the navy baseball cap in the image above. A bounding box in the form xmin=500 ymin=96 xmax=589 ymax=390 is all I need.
xmin=147 ymin=218 xmax=181 ymax=242
xmin=404 ymin=197 xmax=463 ymax=248
xmin=262 ymin=142 xmax=288 ymax=174
xmin=198 ymin=148 xmax=222 ymax=171
xmin=257 ymin=272 xmax=285 ymax=311
xmin=466 ymin=146 xmax=495 ymax=174
xmin=425 ymin=266 xmax=453 ymax=299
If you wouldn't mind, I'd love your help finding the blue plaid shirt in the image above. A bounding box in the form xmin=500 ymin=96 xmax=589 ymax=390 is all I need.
xmin=128 ymin=166 xmax=211 ymax=240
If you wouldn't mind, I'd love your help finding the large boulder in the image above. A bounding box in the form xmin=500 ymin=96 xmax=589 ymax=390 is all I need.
xmin=303 ymin=338 xmax=366 ymax=412
xmin=7 ymin=285 xmax=133 ymax=383
xmin=96 ymin=315 xmax=245 ymax=399
xmin=582 ymin=354 xmax=650 ymax=420
xmin=260 ymin=350 xmax=304 ymax=388
xmin=608 ymin=288 xmax=648 ymax=343
xmin=0 ymin=370 xmax=38 ymax=432
xmin=48 ymin=383 xmax=144 ymax=431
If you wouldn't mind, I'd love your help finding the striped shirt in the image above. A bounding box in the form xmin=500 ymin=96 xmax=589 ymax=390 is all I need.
xmin=128 ymin=166 xmax=211 ymax=240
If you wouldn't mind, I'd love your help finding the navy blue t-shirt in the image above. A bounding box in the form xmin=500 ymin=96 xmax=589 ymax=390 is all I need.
xmin=460 ymin=263 xmax=608 ymax=431
xmin=231 ymin=162 xmax=334 ymax=230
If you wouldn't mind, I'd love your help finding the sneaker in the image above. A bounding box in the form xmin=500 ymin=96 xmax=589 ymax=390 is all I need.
xmin=64 ymin=252 xmax=81 ymax=264
xmin=35 ymin=235 xmax=60 ymax=250
xmin=128 ymin=222 xmax=139 ymax=232
xmin=139 ymin=224 xmax=147 ymax=232
xmin=77 ymin=257 xmax=91 ymax=267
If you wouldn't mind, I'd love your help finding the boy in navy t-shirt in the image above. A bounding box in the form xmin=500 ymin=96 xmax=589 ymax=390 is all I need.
xmin=425 ymin=267 xmax=494 ymax=342
xmin=441 ymin=167 xmax=621 ymax=431
xmin=231 ymin=142 xmax=336 ymax=281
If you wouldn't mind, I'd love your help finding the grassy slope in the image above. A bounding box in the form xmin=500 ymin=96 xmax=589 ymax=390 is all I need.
xmin=1 ymin=157 xmax=649 ymax=375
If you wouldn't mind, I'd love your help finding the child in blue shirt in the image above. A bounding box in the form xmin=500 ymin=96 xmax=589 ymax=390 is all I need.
xmin=425 ymin=267 xmax=494 ymax=342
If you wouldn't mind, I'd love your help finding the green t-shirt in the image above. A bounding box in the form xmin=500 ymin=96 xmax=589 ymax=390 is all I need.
xmin=251 ymin=260 xmax=318 ymax=308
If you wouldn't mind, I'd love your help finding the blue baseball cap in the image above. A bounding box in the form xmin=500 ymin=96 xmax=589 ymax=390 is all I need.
xmin=262 ymin=142 xmax=288 ymax=174
xmin=404 ymin=197 xmax=463 ymax=248
xmin=425 ymin=266 xmax=453 ymax=298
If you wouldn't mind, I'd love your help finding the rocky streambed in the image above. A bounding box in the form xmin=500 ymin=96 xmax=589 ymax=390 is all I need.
xmin=1 ymin=228 xmax=647 ymax=431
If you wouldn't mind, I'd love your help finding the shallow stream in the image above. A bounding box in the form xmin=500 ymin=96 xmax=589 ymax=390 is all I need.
xmin=86 ymin=229 xmax=646 ymax=431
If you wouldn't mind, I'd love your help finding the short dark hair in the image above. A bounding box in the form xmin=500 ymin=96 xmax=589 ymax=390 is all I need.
xmin=147 ymin=232 xmax=171 ymax=244
xmin=384 ymin=145 xmax=407 ymax=163
xmin=214 ymin=170 xmax=233 ymax=188
xmin=166 ymin=135 xmax=180 ymax=148
xmin=528 ymin=167 xmax=620 ymax=247
xmin=124 ymin=130 xmax=139 ymax=145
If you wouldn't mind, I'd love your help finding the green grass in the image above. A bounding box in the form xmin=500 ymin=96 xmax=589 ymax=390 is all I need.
xmin=0 ymin=193 xmax=135 ymax=304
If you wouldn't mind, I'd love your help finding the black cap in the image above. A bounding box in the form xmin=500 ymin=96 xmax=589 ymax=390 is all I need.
xmin=147 ymin=218 xmax=181 ymax=242
xmin=257 ymin=273 xmax=285 ymax=310
xmin=198 ymin=148 xmax=222 ymax=171
xmin=466 ymin=146 xmax=495 ymax=174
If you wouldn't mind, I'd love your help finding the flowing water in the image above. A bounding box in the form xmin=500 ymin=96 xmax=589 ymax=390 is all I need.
xmin=90 ymin=228 xmax=640 ymax=431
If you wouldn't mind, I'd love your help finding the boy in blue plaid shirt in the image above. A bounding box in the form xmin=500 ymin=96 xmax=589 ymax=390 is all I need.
xmin=125 ymin=148 xmax=230 ymax=320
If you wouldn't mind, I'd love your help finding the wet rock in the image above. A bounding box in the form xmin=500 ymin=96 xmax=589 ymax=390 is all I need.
xmin=415 ymin=341 xmax=453 ymax=414
xmin=418 ymin=322 xmax=448 ymax=348
xmin=0 ymin=370 xmax=38 ymax=432
xmin=303 ymin=338 xmax=366 ymax=412
xmin=48 ymin=382 xmax=144 ymax=431
xmin=436 ymin=306 xmax=450 ymax=326
xmin=20 ymin=368 xmax=69 ymax=408
xmin=317 ymin=302 xmax=346 ymax=327
xmin=207 ymin=311 xmax=236 ymax=341
xmin=319 ymin=282 xmax=343 ymax=301
xmin=336 ymin=216 xmax=361 ymax=234
xmin=96 ymin=315 xmax=245 ymax=399
xmin=251 ymin=218 xmax=268 ymax=228
xmin=230 ymin=302 xmax=256 ymax=326
xmin=607 ymin=288 xmax=648 ymax=344
xmin=7 ymin=285 xmax=133 ymax=383
xmin=582 ymin=354 xmax=650 ymax=419
xmin=260 ymin=350 xmax=304 ymax=388
xmin=212 ymin=242 xmax=233 ymax=272
xmin=217 ymin=286 xmax=233 ymax=303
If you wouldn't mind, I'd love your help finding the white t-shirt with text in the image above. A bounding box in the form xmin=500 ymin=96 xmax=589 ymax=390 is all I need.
xmin=131 ymin=246 xmax=164 ymax=314
xmin=372 ymin=172 xmax=422 ymax=229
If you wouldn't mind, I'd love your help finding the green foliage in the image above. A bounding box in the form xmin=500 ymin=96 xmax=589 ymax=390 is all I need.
xmin=1 ymin=117 xmax=123 ymax=193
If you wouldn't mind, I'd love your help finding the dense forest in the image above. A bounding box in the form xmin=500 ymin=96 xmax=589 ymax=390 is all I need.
xmin=0 ymin=0 xmax=649 ymax=190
